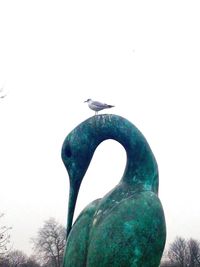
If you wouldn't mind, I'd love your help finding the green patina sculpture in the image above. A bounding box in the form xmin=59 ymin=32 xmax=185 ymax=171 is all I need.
xmin=61 ymin=114 xmax=166 ymax=267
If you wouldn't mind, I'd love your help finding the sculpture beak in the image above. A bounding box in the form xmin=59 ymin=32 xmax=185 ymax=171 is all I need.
xmin=66 ymin=179 xmax=82 ymax=237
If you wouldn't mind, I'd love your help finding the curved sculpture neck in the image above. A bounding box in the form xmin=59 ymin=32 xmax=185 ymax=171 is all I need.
xmin=70 ymin=115 xmax=158 ymax=191
xmin=62 ymin=114 xmax=159 ymax=236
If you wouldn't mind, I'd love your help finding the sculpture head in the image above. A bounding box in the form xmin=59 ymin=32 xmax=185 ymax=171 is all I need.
xmin=62 ymin=123 xmax=96 ymax=236
xmin=62 ymin=132 xmax=92 ymax=188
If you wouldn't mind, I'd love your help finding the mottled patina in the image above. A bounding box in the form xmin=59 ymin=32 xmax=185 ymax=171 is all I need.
xmin=62 ymin=114 xmax=166 ymax=267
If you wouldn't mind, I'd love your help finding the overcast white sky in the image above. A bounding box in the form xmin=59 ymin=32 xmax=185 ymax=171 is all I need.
xmin=1 ymin=0 xmax=200 ymax=256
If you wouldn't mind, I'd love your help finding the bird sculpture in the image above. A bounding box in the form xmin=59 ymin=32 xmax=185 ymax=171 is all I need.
xmin=62 ymin=114 xmax=166 ymax=267
xmin=84 ymin=99 xmax=114 ymax=115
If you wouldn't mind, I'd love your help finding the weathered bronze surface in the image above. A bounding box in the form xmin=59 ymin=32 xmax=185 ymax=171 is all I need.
xmin=62 ymin=114 xmax=166 ymax=267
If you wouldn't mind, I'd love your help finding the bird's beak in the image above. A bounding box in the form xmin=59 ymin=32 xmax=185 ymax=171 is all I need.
xmin=84 ymin=100 xmax=87 ymax=103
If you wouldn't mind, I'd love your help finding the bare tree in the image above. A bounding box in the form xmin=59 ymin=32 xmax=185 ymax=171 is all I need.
xmin=24 ymin=255 xmax=41 ymax=267
xmin=167 ymin=236 xmax=200 ymax=267
xmin=8 ymin=250 xmax=27 ymax=267
xmin=168 ymin=236 xmax=188 ymax=267
xmin=4 ymin=250 xmax=41 ymax=267
xmin=32 ymin=218 xmax=66 ymax=267
xmin=188 ymin=238 xmax=200 ymax=266
xmin=0 ymin=258 xmax=10 ymax=267
xmin=0 ymin=213 xmax=11 ymax=260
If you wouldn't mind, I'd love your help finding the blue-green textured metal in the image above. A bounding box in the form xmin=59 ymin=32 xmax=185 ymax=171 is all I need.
xmin=61 ymin=114 xmax=166 ymax=267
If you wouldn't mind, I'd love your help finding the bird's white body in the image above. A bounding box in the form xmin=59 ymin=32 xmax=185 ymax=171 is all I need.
xmin=84 ymin=99 xmax=114 ymax=114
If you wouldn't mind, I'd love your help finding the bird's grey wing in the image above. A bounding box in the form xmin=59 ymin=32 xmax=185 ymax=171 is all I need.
xmin=92 ymin=101 xmax=108 ymax=108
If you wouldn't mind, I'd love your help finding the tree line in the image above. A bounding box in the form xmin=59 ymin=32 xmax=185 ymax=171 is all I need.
xmin=0 ymin=214 xmax=66 ymax=267
xmin=2 ymin=212 xmax=200 ymax=267
xmin=161 ymin=236 xmax=200 ymax=267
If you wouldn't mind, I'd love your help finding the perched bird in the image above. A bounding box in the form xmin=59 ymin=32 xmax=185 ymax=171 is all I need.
xmin=84 ymin=99 xmax=114 ymax=115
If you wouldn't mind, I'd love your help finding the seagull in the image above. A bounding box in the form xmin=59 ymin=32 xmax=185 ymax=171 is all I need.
xmin=84 ymin=99 xmax=115 ymax=115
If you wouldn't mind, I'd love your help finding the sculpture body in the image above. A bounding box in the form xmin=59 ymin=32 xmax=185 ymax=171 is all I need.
xmin=62 ymin=114 xmax=166 ymax=267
